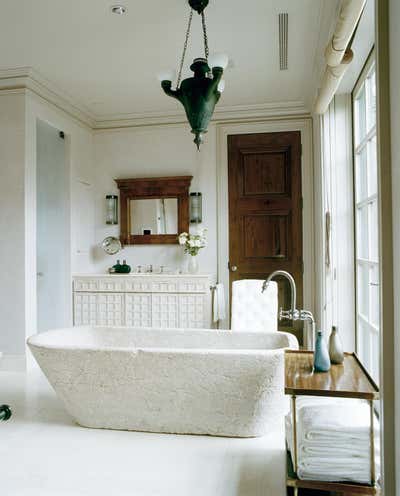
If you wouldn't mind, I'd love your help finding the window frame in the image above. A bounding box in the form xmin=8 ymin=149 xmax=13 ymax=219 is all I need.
xmin=351 ymin=49 xmax=379 ymax=381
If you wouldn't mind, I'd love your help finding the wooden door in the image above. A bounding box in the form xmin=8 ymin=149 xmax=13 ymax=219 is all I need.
xmin=228 ymin=131 xmax=303 ymax=336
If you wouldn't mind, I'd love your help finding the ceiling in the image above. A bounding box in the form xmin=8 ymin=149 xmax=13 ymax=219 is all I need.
xmin=0 ymin=0 xmax=339 ymax=120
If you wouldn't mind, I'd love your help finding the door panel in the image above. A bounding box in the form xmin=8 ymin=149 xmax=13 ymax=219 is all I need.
xmin=73 ymin=293 xmax=97 ymax=326
xmin=97 ymin=293 xmax=124 ymax=327
xmin=125 ymin=293 xmax=152 ymax=328
xmin=228 ymin=131 xmax=303 ymax=337
xmin=152 ymin=293 xmax=179 ymax=328
xmin=36 ymin=120 xmax=69 ymax=332
xmin=243 ymin=214 xmax=289 ymax=259
xmin=179 ymin=294 xmax=205 ymax=328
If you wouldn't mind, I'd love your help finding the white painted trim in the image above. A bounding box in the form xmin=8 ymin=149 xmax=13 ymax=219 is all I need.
xmin=216 ymin=119 xmax=315 ymax=330
xmin=0 ymin=67 xmax=95 ymax=128
xmin=0 ymin=67 xmax=311 ymax=130
xmin=0 ymin=354 xmax=26 ymax=372
xmin=93 ymin=101 xmax=310 ymax=129
xmin=376 ymin=0 xmax=396 ymax=492
xmin=312 ymin=114 xmax=325 ymax=330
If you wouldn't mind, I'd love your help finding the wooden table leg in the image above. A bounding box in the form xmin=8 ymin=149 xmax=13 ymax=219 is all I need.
xmin=369 ymin=400 xmax=375 ymax=485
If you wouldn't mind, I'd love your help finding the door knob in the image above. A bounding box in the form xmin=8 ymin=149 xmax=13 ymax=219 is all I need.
xmin=230 ymin=265 xmax=238 ymax=272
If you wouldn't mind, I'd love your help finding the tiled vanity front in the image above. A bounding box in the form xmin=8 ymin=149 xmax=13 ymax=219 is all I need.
xmin=73 ymin=274 xmax=213 ymax=329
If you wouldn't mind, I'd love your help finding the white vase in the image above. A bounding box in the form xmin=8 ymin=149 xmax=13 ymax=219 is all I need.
xmin=188 ymin=255 xmax=199 ymax=274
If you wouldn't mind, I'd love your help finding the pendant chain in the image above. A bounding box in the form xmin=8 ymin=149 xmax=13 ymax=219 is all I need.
xmin=177 ymin=8 xmax=193 ymax=89
xmin=176 ymin=7 xmax=210 ymax=89
xmin=201 ymin=11 xmax=209 ymax=60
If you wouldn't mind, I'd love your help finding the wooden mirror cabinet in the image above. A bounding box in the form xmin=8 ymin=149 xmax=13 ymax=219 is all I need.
xmin=115 ymin=176 xmax=192 ymax=245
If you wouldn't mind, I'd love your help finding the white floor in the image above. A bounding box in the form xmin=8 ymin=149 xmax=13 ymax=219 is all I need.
xmin=0 ymin=366 xmax=287 ymax=496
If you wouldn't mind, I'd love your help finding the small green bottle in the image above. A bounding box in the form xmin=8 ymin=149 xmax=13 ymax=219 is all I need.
xmin=120 ymin=260 xmax=131 ymax=273
xmin=113 ymin=259 xmax=122 ymax=272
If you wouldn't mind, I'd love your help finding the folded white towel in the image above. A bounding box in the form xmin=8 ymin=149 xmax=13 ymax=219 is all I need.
xmin=285 ymin=414 xmax=370 ymax=459
xmin=285 ymin=397 xmax=380 ymax=484
xmin=300 ymin=443 xmax=370 ymax=457
xmin=297 ymin=458 xmax=373 ymax=484
xmin=298 ymin=399 xmax=372 ymax=443
xmin=213 ymin=283 xmax=226 ymax=323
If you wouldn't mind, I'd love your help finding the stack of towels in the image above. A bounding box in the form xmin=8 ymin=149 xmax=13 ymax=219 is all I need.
xmin=286 ymin=397 xmax=379 ymax=484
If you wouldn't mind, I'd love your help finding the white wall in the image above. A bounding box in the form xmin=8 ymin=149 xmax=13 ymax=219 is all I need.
xmin=0 ymin=91 xmax=26 ymax=355
xmin=389 ymin=0 xmax=400 ymax=490
xmin=93 ymin=124 xmax=218 ymax=277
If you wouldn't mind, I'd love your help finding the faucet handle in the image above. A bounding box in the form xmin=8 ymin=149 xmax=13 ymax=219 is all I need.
xmin=279 ymin=308 xmax=291 ymax=320
xmin=279 ymin=308 xmax=300 ymax=321
xmin=299 ymin=309 xmax=315 ymax=322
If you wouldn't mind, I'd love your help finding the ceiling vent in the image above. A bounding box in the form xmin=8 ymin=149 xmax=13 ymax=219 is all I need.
xmin=279 ymin=13 xmax=288 ymax=70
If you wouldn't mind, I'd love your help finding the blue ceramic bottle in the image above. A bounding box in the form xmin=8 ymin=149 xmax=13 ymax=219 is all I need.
xmin=314 ymin=330 xmax=331 ymax=372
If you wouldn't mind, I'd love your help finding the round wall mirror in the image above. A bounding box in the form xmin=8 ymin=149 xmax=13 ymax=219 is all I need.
xmin=102 ymin=236 xmax=122 ymax=255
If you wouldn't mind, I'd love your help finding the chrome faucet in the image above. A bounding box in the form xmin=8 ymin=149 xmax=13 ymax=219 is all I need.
xmin=262 ymin=270 xmax=299 ymax=320
xmin=262 ymin=270 xmax=316 ymax=350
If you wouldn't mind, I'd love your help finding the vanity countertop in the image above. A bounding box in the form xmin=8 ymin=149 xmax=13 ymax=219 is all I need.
xmin=72 ymin=273 xmax=212 ymax=278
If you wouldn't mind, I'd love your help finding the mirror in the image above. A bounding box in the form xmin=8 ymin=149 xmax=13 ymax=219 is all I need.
xmin=129 ymin=198 xmax=178 ymax=235
xmin=116 ymin=176 xmax=192 ymax=245
xmin=102 ymin=236 xmax=122 ymax=255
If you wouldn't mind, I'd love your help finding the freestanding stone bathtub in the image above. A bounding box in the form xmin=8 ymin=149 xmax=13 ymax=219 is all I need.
xmin=27 ymin=327 xmax=298 ymax=437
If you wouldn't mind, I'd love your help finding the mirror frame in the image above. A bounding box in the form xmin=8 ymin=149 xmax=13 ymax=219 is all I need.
xmin=115 ymin=176 xmax=192 ymax=245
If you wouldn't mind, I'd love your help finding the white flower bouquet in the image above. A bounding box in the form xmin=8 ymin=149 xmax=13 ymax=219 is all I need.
xmin=178 ymin=229 xmax=207 ymax=256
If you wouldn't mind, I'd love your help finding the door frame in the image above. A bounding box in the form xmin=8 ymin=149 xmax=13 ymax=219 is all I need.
xmin=216 ymin=118 xmax=314 ymax=329
xmin=25 ymin=95 xmax=74 ymax=365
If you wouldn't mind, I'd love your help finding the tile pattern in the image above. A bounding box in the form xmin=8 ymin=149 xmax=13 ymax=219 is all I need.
xmin=73 ymin=275 xmax=212 ymax=329
xmin=179 ymin=294 xmax=205 ymax=328
xmin=125 ymin=294 xmax=152 ymax=328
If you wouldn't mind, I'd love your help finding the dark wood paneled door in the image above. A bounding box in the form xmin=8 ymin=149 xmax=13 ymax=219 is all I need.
xmin=228 ymin=131 xmax=303 ymax=335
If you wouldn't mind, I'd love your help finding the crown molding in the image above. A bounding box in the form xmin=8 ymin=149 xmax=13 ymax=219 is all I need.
xmin=0 ymin=67 xmax=95 ymax=128
xmin=0 ymin=67 xmax=310 ymax=130
xmin=93 ymin=100 xmax=310 ymax=130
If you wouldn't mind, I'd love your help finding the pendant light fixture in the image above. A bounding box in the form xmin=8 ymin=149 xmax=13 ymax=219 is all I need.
xmin=158 ymin=0 xmax=228 ymax=150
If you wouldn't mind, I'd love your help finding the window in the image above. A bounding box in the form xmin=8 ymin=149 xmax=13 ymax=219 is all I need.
xmin=352 ymin=55 xmax=380 ymax=382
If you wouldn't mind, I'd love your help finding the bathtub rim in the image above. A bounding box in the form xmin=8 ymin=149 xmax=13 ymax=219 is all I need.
xmin=27 ymin=326 xmax=298 ymax=355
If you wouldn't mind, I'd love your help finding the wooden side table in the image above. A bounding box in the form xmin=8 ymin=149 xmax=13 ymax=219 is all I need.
xmin=285 ymin=350 xmax=380 ymax=496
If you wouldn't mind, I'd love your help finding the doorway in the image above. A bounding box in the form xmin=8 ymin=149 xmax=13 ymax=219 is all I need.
xmin=36 ymin=120 xmax=70 ymax=333
xmin=227 ymin=131 xmax=303 ymax=336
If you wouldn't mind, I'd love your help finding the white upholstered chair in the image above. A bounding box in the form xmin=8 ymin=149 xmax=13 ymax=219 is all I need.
xmin=231 ymin=279 xmax=278 ymax=332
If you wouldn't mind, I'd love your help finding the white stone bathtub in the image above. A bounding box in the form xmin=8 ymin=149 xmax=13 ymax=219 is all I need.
xmin=27 ymin=327 xmax=298 ymax=437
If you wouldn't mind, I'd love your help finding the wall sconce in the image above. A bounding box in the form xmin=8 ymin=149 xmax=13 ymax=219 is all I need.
xmin=190 ymin=192 xmax=202 ymax=223
xmin=106 ymin=195 xmax=118 ymax=225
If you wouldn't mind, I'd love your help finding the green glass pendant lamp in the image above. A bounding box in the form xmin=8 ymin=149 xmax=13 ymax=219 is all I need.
xmin=158 ymin=0 xmax=228 ymax=149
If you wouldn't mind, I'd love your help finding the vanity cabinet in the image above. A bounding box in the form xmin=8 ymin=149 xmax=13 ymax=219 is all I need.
xmin=73 ymin=275 xmax=213 ymax=329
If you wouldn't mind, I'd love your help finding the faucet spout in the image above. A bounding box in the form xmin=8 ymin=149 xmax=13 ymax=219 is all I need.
xmin=262 ymin=270 xmax=297 ymax=314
